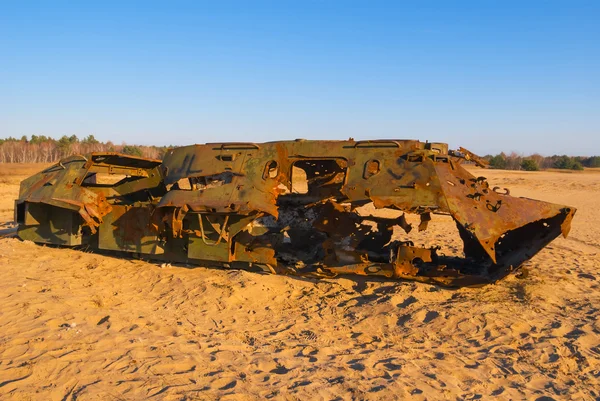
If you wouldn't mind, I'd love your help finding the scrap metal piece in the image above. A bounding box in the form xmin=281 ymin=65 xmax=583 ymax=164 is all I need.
xmin=14 ymin=140 xmax=576 ymax=287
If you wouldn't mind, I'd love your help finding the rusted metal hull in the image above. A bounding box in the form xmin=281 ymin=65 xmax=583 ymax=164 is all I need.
xmin=14 ymin=140 xmax=576 ymax=286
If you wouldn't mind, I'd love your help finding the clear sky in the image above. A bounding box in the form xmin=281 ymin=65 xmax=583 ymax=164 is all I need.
xmin=1 ymin=1 xmax=598 ymax=155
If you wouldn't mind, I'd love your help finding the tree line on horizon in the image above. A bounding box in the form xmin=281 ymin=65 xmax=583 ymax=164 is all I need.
xmin=483 ymin=152 xmax=600 ymax=171
xmin=0 ymin=135 xmax=599 ymax=171
xmin=0 ymin=135 xmax=170 ymax=163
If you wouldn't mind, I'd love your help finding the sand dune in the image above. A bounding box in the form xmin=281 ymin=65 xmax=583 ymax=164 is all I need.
xmin=0 ymin=164 xmax=599 ymax=400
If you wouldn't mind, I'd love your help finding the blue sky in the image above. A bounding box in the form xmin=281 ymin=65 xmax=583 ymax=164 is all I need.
xmin=1 ymin=1 xmax=598 ymax=155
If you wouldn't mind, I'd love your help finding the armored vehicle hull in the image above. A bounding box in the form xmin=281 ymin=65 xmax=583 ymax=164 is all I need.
xmin=14 ymin=140 xmax=575 ymax=286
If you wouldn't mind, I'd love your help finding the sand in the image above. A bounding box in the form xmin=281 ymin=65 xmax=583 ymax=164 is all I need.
xmin=0 ymin=163 xmax=599 ymax=400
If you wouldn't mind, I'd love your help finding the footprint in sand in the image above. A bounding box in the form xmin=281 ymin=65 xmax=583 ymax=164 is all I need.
xmin=211 ymin=377 xmax=237 ymax=390
xmin=396 ymin=295 xmax=418 ymax=308
xmin=378 ymin=359 xmax=402 ymax=371
xmin=348 ymin=362 xmax=365 ymax=371
xmin=270 ymin=364 xmax=291 ymax=375
xmin=413 ymin=310 xmax=440 ymax=323
xmin=289 ymin=380 xmax=311 ymax=390
xmin=423 ymin=311 xmax=440 ymax=323
xmin=490 ymin=387 xmax=505 ymax=396
xmin=396 ymin=314 xmax=412 ymax=326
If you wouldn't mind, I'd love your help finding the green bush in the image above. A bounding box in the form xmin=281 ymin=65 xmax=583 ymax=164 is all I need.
xmin=521 ymin=159 xmax=539 ymax=171
xmin=553 ymin=155 xmax=575 ymax=169
xmin=489 ymin=154 xmax=507 ymax=169
xmin=571 ymin=161 xmax=584 ymax=171
xmin=121 ymin=145 xmax=143 ymax=157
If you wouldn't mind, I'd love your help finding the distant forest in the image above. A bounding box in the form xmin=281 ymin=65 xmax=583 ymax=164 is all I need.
xmin=482 ymin=152 xmax=600 ymax=171
xmin=0 ymin=135 xmax=169 ymax=163
xmin=0 ymin=135 xmax=599 ymax=170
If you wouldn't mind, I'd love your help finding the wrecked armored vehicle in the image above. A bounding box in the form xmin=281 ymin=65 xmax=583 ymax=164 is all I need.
xmin=14 ymin=140 xmax=576 ymax=286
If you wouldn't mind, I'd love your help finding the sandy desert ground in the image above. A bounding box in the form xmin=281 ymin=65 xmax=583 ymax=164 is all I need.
xmin=0 ymin=163 xmax=599 ymax=400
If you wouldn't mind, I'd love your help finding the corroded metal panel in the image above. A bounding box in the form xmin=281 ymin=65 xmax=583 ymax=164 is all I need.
xmin=98 ymin=205 xmax=164 ymax=254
